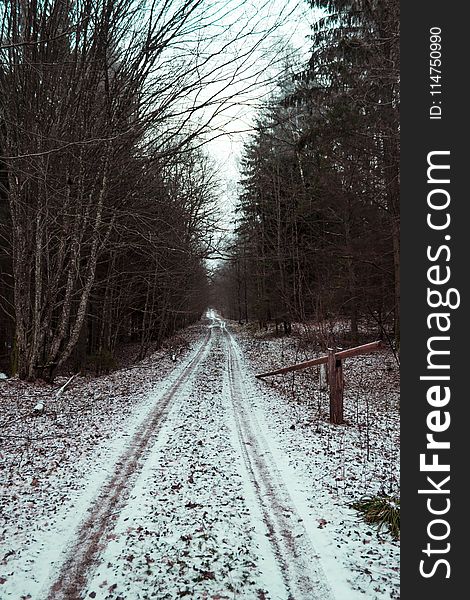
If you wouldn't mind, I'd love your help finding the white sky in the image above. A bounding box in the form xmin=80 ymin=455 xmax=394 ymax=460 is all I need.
xmin=199 ymin=0 xmax=320 ymax=229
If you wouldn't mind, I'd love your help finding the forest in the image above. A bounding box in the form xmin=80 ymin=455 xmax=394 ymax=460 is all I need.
xmin=0 ymin=2 xmax=401 ymax=598
xmin=1 ymin=0 xmax=399 ymax=374
xmin=214 ymin=0 xmax=399 ymax=350
xmin=0 ymin=0 xmax=234 ymax=380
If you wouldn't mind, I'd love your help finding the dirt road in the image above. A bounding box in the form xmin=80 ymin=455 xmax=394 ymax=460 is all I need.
xmin=35 ymin=314 xmax=362 ymax=599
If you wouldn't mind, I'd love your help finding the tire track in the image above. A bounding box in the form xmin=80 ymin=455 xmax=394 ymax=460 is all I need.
xmin=224 ymin=328 xmax=334 ymax=600
xmin=47 ymin=331 xmax=212 ymax=600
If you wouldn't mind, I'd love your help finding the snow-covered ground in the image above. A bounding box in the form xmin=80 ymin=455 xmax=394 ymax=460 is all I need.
xmin=233 ymin=323 xmax=400 ymax=598
xmin=0 ymin=324 xmax=206 ymax=598
xmin=0 ymin=314 xmax=399 ymax=599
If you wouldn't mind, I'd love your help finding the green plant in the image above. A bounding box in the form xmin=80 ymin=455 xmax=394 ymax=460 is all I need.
xmin=351 ymin=495 xmax=400 ymax=540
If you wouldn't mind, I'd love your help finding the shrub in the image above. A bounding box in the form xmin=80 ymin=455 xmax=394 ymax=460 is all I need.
xmin=351 ymin=495 xmax=400 ymax=540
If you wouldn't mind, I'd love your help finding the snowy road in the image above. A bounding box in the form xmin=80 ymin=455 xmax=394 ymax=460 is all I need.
xmin=47 ymin=330 xmax=214 ymax=600
xmin=3 ymin=314 xmax=387 ymax=600
xmin=45 ymin=315 xmax=344 ymax=599
xmin=224 ymin=331 xmax=335 ymax=600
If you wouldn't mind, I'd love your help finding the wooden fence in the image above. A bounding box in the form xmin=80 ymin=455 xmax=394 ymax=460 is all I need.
xmin=255 ymin=341 xmax=383 ymax=424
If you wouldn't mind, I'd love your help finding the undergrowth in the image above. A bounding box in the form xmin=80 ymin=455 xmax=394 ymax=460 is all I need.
xmin=351 ymin=495 xmax=400 ymax=540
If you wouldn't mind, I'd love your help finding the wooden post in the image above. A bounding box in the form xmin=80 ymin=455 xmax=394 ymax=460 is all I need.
xmin=254 ymin=340 xmax=382 ymax=424
xmin=328 ymin=349 xmax=344 ymax=424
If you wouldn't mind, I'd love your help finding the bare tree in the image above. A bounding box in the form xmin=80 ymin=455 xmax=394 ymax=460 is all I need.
xmin=0 ymin=0 xmax=295 ymax=380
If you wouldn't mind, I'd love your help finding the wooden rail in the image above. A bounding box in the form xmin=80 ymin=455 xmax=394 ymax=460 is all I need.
xmin=255 ymin=341 xmax=382 ymax=379
xmin=255 ymin=340 xmax=384 ymax=424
